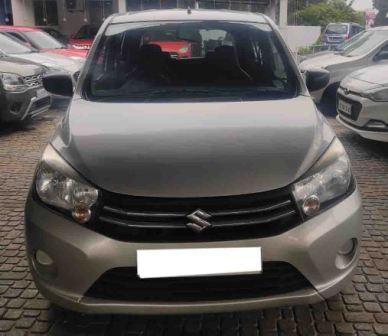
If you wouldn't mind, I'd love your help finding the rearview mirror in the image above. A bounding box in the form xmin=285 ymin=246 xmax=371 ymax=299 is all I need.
xmin=43 ymin=72 xmax=73 ymax=97
xmin=305 ymin=68 xmax=330 ymax=92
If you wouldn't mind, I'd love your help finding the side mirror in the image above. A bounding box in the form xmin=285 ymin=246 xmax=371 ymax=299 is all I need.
xmin=305 ymin=68 xmax=330 ymax=92
xmin=43 ymin=72 xmax=73 ymax=97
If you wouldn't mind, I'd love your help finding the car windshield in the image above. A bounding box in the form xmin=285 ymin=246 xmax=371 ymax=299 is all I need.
xmin=325 ymin=24 xmax=347 ymax=35
xmin=74 ymin=25 xmax=98 ymax=39
xmin=340 ymin=30 xmax=388 ymax=57
xmin=85 ymin=21 xmax=298 ymax=102
xmin=0 ymin=33 xmax=33 ymax=54
xmin=24 ymin=31 xmax=64 ymax=49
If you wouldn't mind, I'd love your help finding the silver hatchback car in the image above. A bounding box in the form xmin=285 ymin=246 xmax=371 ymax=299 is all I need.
xmin=25 ymin=9 xmax=362 ymax=315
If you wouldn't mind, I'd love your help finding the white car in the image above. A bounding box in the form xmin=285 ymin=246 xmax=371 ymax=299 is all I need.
xmin=337 ymin=64 xmax=388 ymax=142
xmin=300 ymin=27 xmax=388 ymax=104
xmin=0 ymin=32 xmax=83 ymax=76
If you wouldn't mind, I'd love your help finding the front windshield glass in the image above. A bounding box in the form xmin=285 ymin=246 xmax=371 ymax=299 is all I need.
xmin=85 ymin=21 xmax=298 ymax=102
xmin=24 ymin=31 xmax=64 ymax=49
xmin=340 ymin=30 xmax=388 ymax=57
xmin=0 ymin=33 xmax=33 ymax=54
xmin=326 ymin=24 xmax=347 ymax=34
xmin=74 ymin=25 xmax=98 ymax=39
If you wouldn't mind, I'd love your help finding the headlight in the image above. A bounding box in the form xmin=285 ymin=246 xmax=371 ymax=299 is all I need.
xmin=292 ymin=138 xmax=353 ymax=217
xmin=179 ymin=46 xmax=189 ymax=53
xmin=365 ymin=87 xmax=388 ymax=102
xmin=0 ymin=73 xmax=27 ymax=92
xmin=35 ymin=145 xmax=99 ymax=223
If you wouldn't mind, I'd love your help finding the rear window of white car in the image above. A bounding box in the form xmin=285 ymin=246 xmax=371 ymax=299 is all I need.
xmin=325 ymin=24 xmax=348 ymax=35
xmin=84 ymin=21 xmax=298 ymax=102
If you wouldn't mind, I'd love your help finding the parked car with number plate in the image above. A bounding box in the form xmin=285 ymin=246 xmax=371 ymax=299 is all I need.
xmin=0 ymin=33 xmax=84 ymax=78
xmin=25 ymin=10 xmax=362 ymax=315
xmin=0 ymin=55 xmax=50 ymax=123
xmin=337 ymin=64 xmax=388 ymax=142
xmin=300 ymin=27 xmax=388 ymax=103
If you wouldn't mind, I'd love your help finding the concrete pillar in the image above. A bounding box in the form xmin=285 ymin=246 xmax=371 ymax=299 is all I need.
xmin=118 ymin=0 xmax=126 ymax=13
xmin=279 ymin=0 xmax=288 ymax=27
xmin=264 ymin=0 xmax=277 ymax=22
xmin=11 ymin=0 xmax=35 ymax=26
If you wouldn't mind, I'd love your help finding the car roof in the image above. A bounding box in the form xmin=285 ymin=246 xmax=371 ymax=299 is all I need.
xmin=326 ymin=22 xmax=361 ymax=26
xmin=111 ymin=9 xmax=268 ymax=24
xmin=0 ymin=25 xmax=40 ymax=32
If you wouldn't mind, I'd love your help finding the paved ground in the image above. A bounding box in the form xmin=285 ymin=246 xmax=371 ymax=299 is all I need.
xmin=0 ymin=107 xmax=387 ymax=336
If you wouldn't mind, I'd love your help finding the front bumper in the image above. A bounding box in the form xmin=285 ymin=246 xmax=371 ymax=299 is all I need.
xmin=337 ymin=89 xmax=388 ymax=142
xmin=25 ymin=189 xmax=362 ymax=314
xmin=0 ymin=87 xmax=51 ymax=123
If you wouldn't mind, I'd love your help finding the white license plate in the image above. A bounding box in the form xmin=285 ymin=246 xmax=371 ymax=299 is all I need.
xmin=137 ymin=247 xmax=262 ymax=279
xmin=36 ymin=88 xmax=47 ymax=99
xmin=338 ymin=99 xmax=352 ymax=116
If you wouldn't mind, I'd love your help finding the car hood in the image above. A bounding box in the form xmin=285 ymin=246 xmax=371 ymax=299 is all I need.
xmin=70 ymin=38 xmax=93 ymax=46
xmin=10 ymin=52 xmax=84 ymax=74
xmin=300 ymin=52 xmax=357 ymax=70
xmin=43 ymin=48 xmax=88 ymax=58
xmin=342 ymin=64 xmax=388 ymax=92
xmin=52 ymin=96 xmax=334 ymax=197
xmin=0 ymin=56 xmax=44 ymax=76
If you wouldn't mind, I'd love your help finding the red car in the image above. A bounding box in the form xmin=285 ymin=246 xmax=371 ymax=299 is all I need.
xmin=149 ymin=40 xmax=192 ymax=59
xmin=142 ymin=29 xmax=198 ymax=59
xmin=0 ymin=26 xmax=87 ymax=58
xmin=69 ymin=25 xmax=99 ymax=50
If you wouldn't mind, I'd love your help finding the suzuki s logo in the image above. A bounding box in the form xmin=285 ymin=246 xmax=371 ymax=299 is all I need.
xmin=186 ymin=209 xmax=212 ymax=233
xmin=344 ymin=88 xmax=350 ymax=95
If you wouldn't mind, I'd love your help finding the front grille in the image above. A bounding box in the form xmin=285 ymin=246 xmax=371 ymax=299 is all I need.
xmin=30 ymin=97 xmax=50 ymax=112
xmin=337 ymin=93 xmax=362 ymax=121
xmin=23 ymin=74 xmax=42 ymax=88
xmin=85 ymin=262 xmax=312 ymax=302
xmin=92 ymin=187 xmax=302 ymax=242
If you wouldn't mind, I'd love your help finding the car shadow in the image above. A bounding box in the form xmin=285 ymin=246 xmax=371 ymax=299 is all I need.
xmin=0 ymin=111 xmax=61 ymax=138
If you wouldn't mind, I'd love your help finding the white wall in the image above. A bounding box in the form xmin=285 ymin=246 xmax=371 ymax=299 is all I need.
xmin=279 ymin=25 xmax=321 ymax=52
xmin=11 ymin=0 xmax=35 ymax=25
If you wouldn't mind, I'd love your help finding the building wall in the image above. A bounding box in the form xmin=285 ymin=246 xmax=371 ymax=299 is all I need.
xmin=10 ymin=0 xmax=282 ymax=35
xmin=57 ymin=0 xmax=90 ymax=36
xmin=279 ymin=25 xmax=321 ymax=52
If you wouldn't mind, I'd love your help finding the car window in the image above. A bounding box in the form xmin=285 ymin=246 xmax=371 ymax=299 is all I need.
xmin=375 ymin=44 xmax=388 ymax=61
xmin=24 ymin=31 xmax=64 ymax=49
xmin=74 ymin=26 xmax=98 ymax=39
xmin=84 ymin=21 xmax=298 ymax=102
xmin=0 ymin=33 xmax=33 ymax=54
xmin=340 ymin=30 xmax=388 ymax=57
xmin=6 ymin=31 xmax=28 ymax=43
xmin=325 ymin=24 xmax=348 ymax=35
xmin=350 ymin=25 xmax=358 ymax=36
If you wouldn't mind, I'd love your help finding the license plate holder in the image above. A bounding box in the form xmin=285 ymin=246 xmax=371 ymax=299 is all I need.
xmin=137 ymin=247 xmax=262 ymax=279
xmin=338 ymin=99 xmax=352 ymax=116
